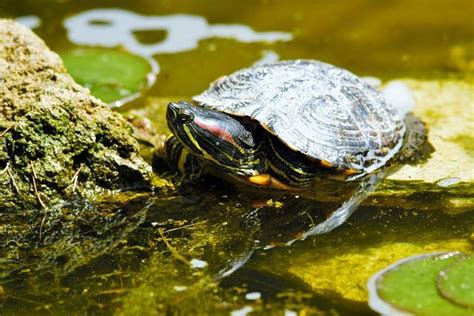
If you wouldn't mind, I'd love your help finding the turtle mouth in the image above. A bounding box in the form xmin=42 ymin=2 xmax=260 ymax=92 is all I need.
xmin=166 ymin=102 xmax=180 ymax=127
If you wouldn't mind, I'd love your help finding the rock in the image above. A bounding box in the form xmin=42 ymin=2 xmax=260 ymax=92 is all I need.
xmin=0 ymin=20 xmax=156 ymax=210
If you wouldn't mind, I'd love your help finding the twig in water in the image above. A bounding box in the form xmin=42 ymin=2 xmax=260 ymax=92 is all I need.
xmin=99 ymin=288 xmax=130 ymax=295
xmin=165 ymin=220 xmax=206 ymax=233
xmin=157 ymin=228 xmax=189 ymax=265
xmin=6 ymin=294 xmax=44 ymax=305
xmin=305 ymin=211 xmax=316 ymax=227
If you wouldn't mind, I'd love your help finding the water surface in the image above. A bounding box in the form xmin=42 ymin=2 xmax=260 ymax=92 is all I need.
xmin=1 ymin=0 xmax=473 ymax=314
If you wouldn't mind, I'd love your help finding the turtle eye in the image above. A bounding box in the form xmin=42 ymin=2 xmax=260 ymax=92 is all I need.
xmin=176 ymin=111 xmax=194 ymax=124
xmin=238 ymin=130 xmax=256 ymax=147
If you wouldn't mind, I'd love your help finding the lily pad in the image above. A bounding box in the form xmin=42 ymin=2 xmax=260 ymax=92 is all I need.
xmin=368 ymin=252 xmax=472 ymax=316
xmin=61 ymin=47 xmax=157 ymax=106
xmin=437 ymin=255 xmax=474 ymax=309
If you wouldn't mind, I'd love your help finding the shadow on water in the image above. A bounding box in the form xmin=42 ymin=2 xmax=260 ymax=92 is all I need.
xmin=0 ymin=193 xmax=152 ymax=313
xmin=0 ymin=175 xmax=375 ymax=314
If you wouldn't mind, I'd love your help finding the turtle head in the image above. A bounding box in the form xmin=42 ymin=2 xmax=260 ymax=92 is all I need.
xmin=166 ymin=101 xmax=264 ymax=176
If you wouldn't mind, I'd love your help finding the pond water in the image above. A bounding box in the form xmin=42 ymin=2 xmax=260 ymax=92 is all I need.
xmin=1 ymin=0 xmax=473 ymax=315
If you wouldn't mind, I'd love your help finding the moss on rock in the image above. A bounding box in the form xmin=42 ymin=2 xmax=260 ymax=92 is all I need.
xmin=0 ymin=20 xmax=155 ymax=210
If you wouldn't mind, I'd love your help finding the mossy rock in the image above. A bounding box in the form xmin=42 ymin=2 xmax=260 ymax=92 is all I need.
xmin=0 ymin=19 xmax=161 ymax=211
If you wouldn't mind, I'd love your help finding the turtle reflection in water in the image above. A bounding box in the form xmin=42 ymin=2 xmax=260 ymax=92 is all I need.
xmin=160 ymin=60 xmax=426 ymax=240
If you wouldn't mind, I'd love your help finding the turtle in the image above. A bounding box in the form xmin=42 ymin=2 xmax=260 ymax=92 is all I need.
xmin=162 ymin=59 xmax=425 ymax=194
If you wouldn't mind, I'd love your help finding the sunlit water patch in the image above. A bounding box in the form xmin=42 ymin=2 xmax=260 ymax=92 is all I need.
xmin=15 ymin=15 xmax=41 ymax=29
xmin=62 ymin=8 xmax=291 ymax=106
xmin=64 ymin=9 xmax=292 ymax=57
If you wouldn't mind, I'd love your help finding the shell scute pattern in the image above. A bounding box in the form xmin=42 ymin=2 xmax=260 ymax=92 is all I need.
xmin=193 ymin=60 xmax=406 ymax=175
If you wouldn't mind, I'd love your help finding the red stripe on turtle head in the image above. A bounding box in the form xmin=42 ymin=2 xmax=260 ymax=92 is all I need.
xmin=194 ymin=117 xmax=239 ymax=146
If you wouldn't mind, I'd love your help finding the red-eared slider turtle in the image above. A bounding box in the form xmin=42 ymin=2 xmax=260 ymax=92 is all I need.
xmin=163 ymin=60 xmax=424 ymax=193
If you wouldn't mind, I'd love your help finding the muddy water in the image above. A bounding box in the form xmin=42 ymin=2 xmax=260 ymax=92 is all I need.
xmin=1 ymin=0 xmax=473 ymax=314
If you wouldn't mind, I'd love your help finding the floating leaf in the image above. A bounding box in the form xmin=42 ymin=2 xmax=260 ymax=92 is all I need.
xmin=437 ymin=255 xmax=474 ymax=309
xmin=61 ymin=47 xmax=156 ymax=106
xmin=368 ymin=252 xmax=473 ymax=316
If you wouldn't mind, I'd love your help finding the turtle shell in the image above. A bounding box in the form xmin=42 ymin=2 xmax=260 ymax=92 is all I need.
xmin=193 ymin=60 xmax=406 ymax=177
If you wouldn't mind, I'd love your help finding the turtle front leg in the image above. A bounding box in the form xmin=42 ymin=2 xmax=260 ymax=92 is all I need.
xmin=161 ymin=135 xmax=204 ymax=183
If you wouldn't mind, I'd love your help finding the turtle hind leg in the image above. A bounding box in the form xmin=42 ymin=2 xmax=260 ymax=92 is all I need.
xmin=399 ymin=113 xmax=433 ymax=164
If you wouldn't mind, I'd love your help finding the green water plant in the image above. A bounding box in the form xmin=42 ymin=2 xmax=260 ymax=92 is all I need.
xmin=437 ymin=255 xmax=474 ymax=309
xmin=368 ymin=252 xmax=474 ymax=315
xmin=61 ymin=47 xmax=156 ymax=106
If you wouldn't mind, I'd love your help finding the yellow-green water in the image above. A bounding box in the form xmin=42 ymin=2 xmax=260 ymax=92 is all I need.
xmin=1 ymin=0 xmax=473 ymax=315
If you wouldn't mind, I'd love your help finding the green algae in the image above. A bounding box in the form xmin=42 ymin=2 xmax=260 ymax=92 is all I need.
xmin=242 ymin=206 xmax=473 ymax=307
xmin=450 ymin=134 xmax=474 ymax=156
xmin=0 ymin=192 xmax=153 ymax=312
xmin=372 ymin=180 xmax=474 ymax=213
xmin=0 ymin=185 xmax=254 ymax=314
